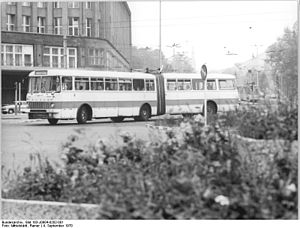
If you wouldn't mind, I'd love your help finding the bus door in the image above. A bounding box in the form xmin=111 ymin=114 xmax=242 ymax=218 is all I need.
xmin=206 ymin=78 xmax=218 ymax=105
xmin=155 ymin=74 xmax=166 ymax=115
xmin=117 ymin=78 xmax=133 ymax=116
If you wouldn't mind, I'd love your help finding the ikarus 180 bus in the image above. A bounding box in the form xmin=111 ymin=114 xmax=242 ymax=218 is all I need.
xmin=26 ymin=69 xmax=239 ymax=124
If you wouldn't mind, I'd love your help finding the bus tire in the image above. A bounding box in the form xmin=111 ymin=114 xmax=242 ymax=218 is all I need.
xmin=48 ymin=119 xmax=58 ymax=125
xmin=207 ymin=101 xmax=217 ymax=114
xmin=111 ymin=116 xmax=124 ymax=122
xmin=139 ymin=104 xmax=151 ymax=121
xmin=77 ymin=106 xmax=89 ymax=124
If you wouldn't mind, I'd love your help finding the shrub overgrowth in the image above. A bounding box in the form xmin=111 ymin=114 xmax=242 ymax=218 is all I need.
xmin=218 ymin=101 xmax=297 ymax=141
xmin=2 ymin=108 xmax=297 ymax=219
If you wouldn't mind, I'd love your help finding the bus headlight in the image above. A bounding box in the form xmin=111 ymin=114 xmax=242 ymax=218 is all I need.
xmin=50 ymin=103 xmax=55 ymax=108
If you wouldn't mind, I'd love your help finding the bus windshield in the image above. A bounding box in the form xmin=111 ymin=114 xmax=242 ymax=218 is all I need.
xmin=29 ymin=76 xmax=60 ymax=93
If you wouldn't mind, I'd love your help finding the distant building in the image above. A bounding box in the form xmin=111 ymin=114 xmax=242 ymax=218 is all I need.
xmin=1 ymin=1 xmax=132 ymax=104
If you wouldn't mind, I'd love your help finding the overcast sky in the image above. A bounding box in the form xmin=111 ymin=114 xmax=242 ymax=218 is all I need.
xmin=127 ymin=0 xmax=298 ymax=72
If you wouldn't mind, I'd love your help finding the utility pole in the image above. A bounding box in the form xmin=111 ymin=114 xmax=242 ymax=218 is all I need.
xmin=158 ymin=0 xmax=162 ymax=70
xmin=14 ymin=82 xmax=18 ymax=115
xmin=18 ymin=82 xmax=21 ymax=112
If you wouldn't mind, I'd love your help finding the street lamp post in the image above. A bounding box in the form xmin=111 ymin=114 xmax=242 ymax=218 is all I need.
xmin=158 ymin=0 xmax=161 ymax=69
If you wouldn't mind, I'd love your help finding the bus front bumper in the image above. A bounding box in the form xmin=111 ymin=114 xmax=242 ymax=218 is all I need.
xmin=28 ymin=111 xmax=58 ymax=119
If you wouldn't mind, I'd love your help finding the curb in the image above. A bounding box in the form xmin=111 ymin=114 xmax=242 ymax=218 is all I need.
xmin=145 ymin=123 xmax=171 ymax=131
xmin=2 ymin=198 xmax=101 ymax=219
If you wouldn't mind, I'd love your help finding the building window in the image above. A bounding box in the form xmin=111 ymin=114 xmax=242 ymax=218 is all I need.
xmin=6 ymin=14 xmax=15 ymax=31
xmin=98 ymin=20 xmax=101 ymax=38
xmin=1 ymin=44 xmax=33 ymax=67
xmin=22 ymin=16 xmax=31 ymax=32
xmin=53 ymin=2 xmax=61 ymax=8
xmin=37 ymin=2 xmax=46 ymax=8
xmin=37 ymin=17 xmax=46 ymax=34
xmin=68 ymin=17 xmax=79 ymax=36
xmin=86 ymin=18 xmax=92 ymax=37
xmin=43 ymin=46 xmax=77 ymax=68
xmin=88 ymin=48 xmax=104 ymax=66
xmin=86 ymin=2 xmax=92 ymax=9
xmin=22 ymin=2 xmax=30 ymax=7
xmin=106 ymin=51 xmax=113 ymax=69
xmin=7 ymin=2 xmax=16 ymax=5
xmin=68 ymin=2 xmax=80 ymax=8
xmin=54 ymin=18 xmax=62 ymax=35
xmin=68 ymin=48 xmax=77 ymax=68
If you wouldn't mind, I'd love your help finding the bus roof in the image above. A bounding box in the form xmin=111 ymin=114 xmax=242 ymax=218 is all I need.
xmin=29 ymin=69 xmax=156 ymax=79
xmin=163 ymin=73 xmax=236 ymax=80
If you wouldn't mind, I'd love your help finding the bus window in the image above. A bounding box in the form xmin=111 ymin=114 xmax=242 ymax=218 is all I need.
xmin=75 ymin=77 xmax=89 ymax=90
xmin=167 ymin=79 xmax=177 ymax=90
xmin=29 ymin=77 xmax=41 ymax=93
xmin=119 ymin=78 xmax=132 ymax=91
xmin=145 ymin=79 xmax=155 ymax=91
xmin=31 ymin=76 xmax=60 ymax=93
xmin=105 ymin=78 xmax=118 ymax=91
xmin=219 ymin=79 xmax=235 ymax=90
xmin=91 ymin=77 xmax=104 ymax=90
xmin=133 ymin=79 xmax=145 ymax=91
xmin=177 ymin=79 xmax=184 ymax=90
xmin=62 ymin=76 xmax=72 ymax=90
xmin=207 ymin=80 xmax=216 ymax=90
xmin=183 ymin=79 xmax=191 ymax=90
xmin=192 ymin=79 xmax=204 ymax=90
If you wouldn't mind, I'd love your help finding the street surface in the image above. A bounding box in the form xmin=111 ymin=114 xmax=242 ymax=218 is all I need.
xmin=1 ymin=114 xmax=154 ymax=172
xmin=1 ymin=101 xmax=277 ymax=173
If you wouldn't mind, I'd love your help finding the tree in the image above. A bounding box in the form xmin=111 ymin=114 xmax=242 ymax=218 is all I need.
xmin=168 ymin=52 xmax=195 ymax=73
xmin=131 ymin=46 xmax=195 ymax=73
xmin=265 ymin=22 xmax=298 ymax=104
xmin=131 ymin=46 xmax=171 ymax=71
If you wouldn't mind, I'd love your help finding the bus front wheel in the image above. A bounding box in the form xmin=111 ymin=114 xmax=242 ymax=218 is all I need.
xmin=48 ymin=119 xmax=58 ymax=125
xmin=77 ymin=106 xmax=88 ymax=124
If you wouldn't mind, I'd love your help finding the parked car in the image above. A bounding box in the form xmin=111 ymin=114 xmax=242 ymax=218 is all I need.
xmin=2 ymin=101 xmax=29 ymax=114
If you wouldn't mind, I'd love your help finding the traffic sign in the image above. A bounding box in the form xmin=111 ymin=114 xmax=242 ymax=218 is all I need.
xmin=201 ymin=64 xmax=207 ymax=80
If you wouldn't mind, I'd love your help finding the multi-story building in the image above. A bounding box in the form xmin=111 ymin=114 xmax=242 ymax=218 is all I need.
xmin=1 ymin=1 xmax=132 ymax=104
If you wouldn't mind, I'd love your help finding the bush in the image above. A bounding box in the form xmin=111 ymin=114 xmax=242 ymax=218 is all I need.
xmin=218 ymin=102 xmax=297 ymax=141
xmin=2 ymin=113 xmax=297 ymax=219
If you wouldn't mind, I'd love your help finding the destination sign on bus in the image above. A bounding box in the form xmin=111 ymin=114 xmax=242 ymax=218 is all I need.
xmin=35 ymin=70 xmax=48 ymax=75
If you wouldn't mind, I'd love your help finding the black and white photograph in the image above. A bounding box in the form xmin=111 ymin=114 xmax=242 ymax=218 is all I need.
xmin=1 ymin=0 xmax=298 ymax=222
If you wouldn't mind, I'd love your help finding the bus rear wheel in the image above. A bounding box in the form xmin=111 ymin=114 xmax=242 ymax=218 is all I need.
xmin=138 ymin=105 xmax=151 ymax=121
xmin=48 ymin=119 xmax=58 ymax=125
xmin=207 ymin=101 xmax=217 ymax=114
xmin=77 ymin=106 xmax=89 ymax=124
xmin=111 ymin=116 xmax=124 ymax=122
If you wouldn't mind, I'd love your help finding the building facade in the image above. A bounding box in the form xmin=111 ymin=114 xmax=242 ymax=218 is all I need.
xmin=1 ymin=1 xmax=132 ymax=104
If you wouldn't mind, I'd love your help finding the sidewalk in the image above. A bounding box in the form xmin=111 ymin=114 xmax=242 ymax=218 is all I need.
xmin=1 ymin=113 xmax=28 ymax=120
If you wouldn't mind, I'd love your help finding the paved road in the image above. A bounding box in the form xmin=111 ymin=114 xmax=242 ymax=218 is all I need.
xmin=1 ymin=115 xmax=154 ymax=172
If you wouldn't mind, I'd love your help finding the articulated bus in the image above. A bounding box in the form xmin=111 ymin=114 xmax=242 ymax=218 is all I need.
xmin=26 ymin=69 xmax=239 ymax=124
